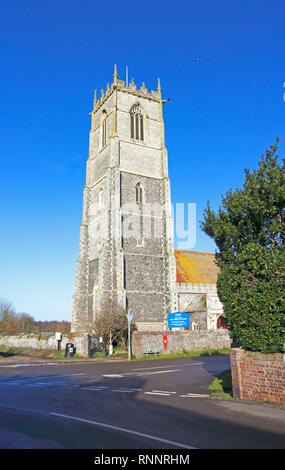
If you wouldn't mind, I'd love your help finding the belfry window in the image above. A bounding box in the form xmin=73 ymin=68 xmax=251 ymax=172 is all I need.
xmin=130 ymin=105 xmax=144 ymax=141
xmin=102 ymin=110 xmax=107 ymax=148
xmin=136 ymin=183 xmax=143 ymax=203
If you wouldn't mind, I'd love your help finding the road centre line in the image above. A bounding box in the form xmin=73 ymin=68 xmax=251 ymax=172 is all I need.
xmin=103 ymin=369 xmax=180 ymax=378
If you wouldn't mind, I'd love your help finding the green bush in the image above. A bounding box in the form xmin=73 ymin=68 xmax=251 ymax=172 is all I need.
xmin=201 ymin=140 xmax=285 ymax=353
xmin=218 ymin=244 xmax=285 ymax=352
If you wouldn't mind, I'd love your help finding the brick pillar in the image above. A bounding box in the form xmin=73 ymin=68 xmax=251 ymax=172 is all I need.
xmin=132 ymin=332 xmax=143 ymax=358
xmin=230 ymin=348 xmax=285 ymax=405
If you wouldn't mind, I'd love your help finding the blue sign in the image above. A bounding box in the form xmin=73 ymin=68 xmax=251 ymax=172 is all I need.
xmin=168 ymin=312 xmax=189 ymax=328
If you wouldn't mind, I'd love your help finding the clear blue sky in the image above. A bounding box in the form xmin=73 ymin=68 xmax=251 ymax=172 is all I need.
xmin=0 ymin=0 xmax=284 ymax=321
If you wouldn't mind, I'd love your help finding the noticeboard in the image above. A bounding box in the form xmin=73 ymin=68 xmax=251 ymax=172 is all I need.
xmin=168 ymin=312 xmax=189 ymax=328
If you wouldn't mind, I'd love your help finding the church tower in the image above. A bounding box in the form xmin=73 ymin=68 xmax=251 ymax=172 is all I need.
xmin=71 ymin=66 xmax=178 ymax=333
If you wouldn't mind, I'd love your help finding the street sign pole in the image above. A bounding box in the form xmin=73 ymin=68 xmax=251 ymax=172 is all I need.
xmin=126 ymin=309 xmax=135 ymax=361
xmin=128 ymin=320 xmax=131 ymax=361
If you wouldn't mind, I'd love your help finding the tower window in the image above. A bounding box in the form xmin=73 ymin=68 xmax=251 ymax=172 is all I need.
xmin=102 ymin=110 xmax=107 ymax=148
xmin=130 ymin=104 xmax=144 ymax=141
xmin=136 ymin=183 xmax=143 ymax=203
xmin=99 ymin=188 xmax=104 ymax=206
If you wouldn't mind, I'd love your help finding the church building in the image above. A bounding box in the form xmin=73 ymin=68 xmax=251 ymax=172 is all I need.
xmin=71 ymin=66 xmax=225 ymax=334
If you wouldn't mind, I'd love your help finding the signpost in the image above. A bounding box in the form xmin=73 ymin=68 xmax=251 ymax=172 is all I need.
xmin=126 ymin=309 xmax=135 ymax=361
xmin=168 ymin=312 xmax=189 ymax=329
xmin=55 ymin=332 xmax=62 ymax=351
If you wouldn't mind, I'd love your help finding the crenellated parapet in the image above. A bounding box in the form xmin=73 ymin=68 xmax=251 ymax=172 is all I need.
xmin=176 ymin=282 xmax=217 ymax=293
xmin=90 ymin=64 xmax=161 ymax=115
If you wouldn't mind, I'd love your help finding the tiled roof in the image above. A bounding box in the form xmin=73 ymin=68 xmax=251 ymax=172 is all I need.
xmin=174 ymin=250 xmax=219 ymax=284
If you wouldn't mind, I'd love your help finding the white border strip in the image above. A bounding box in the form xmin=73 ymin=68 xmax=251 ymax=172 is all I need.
xmin=50 ymin=412 xmax=197 ymax=449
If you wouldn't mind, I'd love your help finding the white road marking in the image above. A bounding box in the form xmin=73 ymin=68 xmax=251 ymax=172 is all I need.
xmin=82 ymin=387 xmax=106 ymax=391
xmin=131 ymin=365 xmax=178 ymax=371
xmin=87 ymin=386 xmax=109 ymax=389
xmin=50 ymin=412 xmax=196 ymax=449
xmin=136 ymin=369 xmax=180 ymax=376
xmin=180 ymin=393 xmax=210 ymax=398
xmin=152 ymin=390 xmax=176 ymax=394
xmin=81 ymin=386 xmax=109 ymax=390
xmin=117 ymin=388 xmax=142 ymax=391
xmin=111 ymin=390 xmax=136 ymax=393
xmin=103 ymin=374 xmax=123 ymax=378
xmin=34 ymin=382 xmax=50 ymax=385
xmin=145 ymin=392 xmax=172 ymax=396
xmin=103 ymin=369 xmax=180 ymax=378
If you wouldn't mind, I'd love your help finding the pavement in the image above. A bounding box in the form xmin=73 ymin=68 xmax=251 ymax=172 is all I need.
xmin=0 ymin=354 xmax=284 ymax=449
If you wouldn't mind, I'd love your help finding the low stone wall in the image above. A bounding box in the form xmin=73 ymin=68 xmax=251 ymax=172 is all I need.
xmin=0 ymin=334 xmax=68 ymax=351
xmin=230 ymin=348 xmax=285 ymax=405
xmin=132 ymin=329 xmax=231 ymax=357
xmin=0 ymin=333 xmax=90 ymax=358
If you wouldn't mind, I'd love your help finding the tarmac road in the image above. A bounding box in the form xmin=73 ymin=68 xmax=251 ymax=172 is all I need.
xmin=0 ymin=354 xmax=284 ymax=449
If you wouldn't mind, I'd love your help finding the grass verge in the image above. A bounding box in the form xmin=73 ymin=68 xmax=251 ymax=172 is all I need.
xmin=131 ymin=347 xmax=230 ymax=361
xmin=208 ymin=369 xmax=233 ymax=399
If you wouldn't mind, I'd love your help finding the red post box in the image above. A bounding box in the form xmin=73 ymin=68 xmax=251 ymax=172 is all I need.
xmin=163 ymin=335 xmax=168 ymax=348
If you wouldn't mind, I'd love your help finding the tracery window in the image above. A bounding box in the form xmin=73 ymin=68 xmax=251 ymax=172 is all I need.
xmin=130 ymin=104 xmax=144 ymax=141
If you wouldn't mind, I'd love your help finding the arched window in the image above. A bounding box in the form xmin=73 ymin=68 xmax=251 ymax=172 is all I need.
xmin=130 ymin=104 xmax=144 ymax=141
xmin=191 ymin=321 xmax=198 ymax=331
xmin=136 ymin=183 xmax=143 ymax=203
xmin=101 ymin=110 xmax=107 ymax=148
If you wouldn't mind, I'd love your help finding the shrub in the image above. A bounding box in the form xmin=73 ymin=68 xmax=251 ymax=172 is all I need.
xmin=201 ymin=140 xmax=285 ymax=352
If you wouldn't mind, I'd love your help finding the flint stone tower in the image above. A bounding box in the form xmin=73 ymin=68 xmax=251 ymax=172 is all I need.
xmin=72 ymin=66 xmax=178 ymax=333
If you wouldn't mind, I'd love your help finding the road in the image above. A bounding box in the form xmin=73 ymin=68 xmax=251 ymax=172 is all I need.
xmin=0 ymin=354 xmax=284 ymax=449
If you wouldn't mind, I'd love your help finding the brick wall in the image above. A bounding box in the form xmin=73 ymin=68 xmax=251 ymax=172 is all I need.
xmin=132 ymin=329 xmax=231 ymax=357
xmin=230 ymin=348 xmax=285 ymax=405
